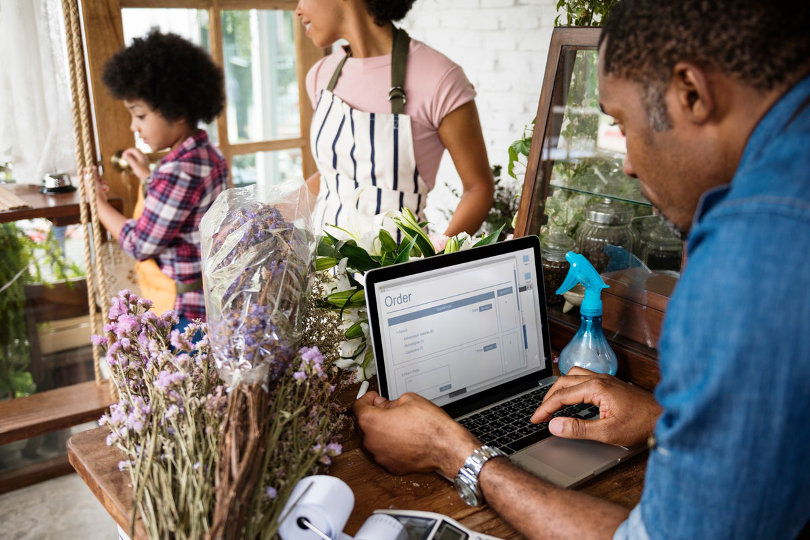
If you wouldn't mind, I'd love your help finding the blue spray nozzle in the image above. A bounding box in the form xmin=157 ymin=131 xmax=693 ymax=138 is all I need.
xmin=555 ymin=252 xmax=609 ymax=316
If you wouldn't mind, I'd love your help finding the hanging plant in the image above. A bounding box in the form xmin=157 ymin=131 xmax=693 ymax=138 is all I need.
xmin=555 ymin=0 xmax=618 ymax=27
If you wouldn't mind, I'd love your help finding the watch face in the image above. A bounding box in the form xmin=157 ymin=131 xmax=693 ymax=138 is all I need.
xmin=453 ymin=477 xmax=478 ymax=506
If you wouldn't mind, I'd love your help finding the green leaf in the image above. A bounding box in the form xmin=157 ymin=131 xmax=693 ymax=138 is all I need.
xmin=378 ymin=229 xmax=397 ymax=254
xmin=405 ymin=226 xmax=435 ymax=257
xmin=326 ymin=288 xmax=366 ymax=309
xmin=315 ymin=257 xmax=338 ymax=271
xmin=473 ymin=224 xmax=505 ymax=247
xmin=317 ymin=240 xmax=339 ymax=259
xmin=340 ymin=288 xmax=365 ymax=319
xmin=507 ymin=145 xmax=520 ymax=179
xmin=360 ymin=345 xmax=375 ymax=378
xmin=345 ymin=321 xmax=365 ymax=340
xmin=517 ymin=139 xmax=532 ymax=155
xmin=323 ymin=230 xmax=341 ymax=245
xmin=379 ymin=252 xmax=393 ymax=266
xmin=395 ymin=234 xmax=418 ymax=263
xmin=337 ymin=243 xmax=380 ymax=272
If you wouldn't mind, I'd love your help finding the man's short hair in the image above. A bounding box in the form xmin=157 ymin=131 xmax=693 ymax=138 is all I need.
xmin=600 ymin=0 xmax=810 ymax=131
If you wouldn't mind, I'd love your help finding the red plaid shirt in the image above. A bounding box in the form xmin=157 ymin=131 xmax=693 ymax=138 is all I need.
xmin=119 ymin=130 xmax=228 ymax=320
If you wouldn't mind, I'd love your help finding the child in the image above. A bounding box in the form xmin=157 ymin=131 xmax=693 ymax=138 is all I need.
xmin=93 ymin=31 xmax=228 ymax=328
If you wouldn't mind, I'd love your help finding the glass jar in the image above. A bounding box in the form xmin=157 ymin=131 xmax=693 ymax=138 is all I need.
xmin=0 ymin=160 xmax=14 ymax=183
xmin=634 ymin=215 xmax=683 ymax=272
xmin=540 ymin=230 xmax=575 ymax=306
xmin=575 ymin=198 xmax=635 ymax=273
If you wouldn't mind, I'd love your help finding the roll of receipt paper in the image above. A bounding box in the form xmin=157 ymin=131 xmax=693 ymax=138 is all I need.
xmin=354 ymin=513 xmax=408 ymax=540
xmin=278 ymin=475 xmax=354 ymax=540
xmin=279 ymin=475 xmax=408 ymax=540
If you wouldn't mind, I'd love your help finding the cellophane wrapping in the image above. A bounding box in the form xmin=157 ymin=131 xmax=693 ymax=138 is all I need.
xmin=200 ymin=182 xmax=318 ymax=388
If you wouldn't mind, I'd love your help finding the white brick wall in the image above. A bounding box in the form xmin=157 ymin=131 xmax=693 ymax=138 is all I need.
xmin=401 ymin=0 xmax=558 ymax=232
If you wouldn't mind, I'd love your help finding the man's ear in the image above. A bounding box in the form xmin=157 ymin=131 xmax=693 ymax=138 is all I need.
xmin=671 ymin=61 xmax=714 ymax=124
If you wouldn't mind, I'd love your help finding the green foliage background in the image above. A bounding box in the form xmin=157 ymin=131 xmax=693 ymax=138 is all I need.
xmin=0 ymin=223 xmax=82 ymax=399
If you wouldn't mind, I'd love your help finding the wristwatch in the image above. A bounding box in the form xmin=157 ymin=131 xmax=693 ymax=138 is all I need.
xmin=453 ymin=445 xmax=507 ymax=506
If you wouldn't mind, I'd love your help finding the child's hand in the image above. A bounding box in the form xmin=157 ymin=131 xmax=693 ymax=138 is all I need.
xmin=122 ymin=148 xmax=150 ymax=180
xmin=87 ymin=166 xmax=109 ymax=203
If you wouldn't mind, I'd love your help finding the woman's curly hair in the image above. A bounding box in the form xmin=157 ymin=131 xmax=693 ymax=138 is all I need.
xmin=102 ymin=31 xmax=224 ymax=126
xmin=364 ymin=0 xmax=417 ymax=25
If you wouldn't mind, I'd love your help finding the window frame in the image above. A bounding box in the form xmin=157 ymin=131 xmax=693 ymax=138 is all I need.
xmin=81 ymin=0 xmax=324 ymax=214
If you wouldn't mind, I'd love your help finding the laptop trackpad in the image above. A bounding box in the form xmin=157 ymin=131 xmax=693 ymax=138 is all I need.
xmin=515 ymin=437 xmax=628 ymax=479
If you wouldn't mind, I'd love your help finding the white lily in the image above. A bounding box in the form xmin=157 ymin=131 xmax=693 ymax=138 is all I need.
xmin=458 ymin=234 xmax=475 ymax=251
xmin=335 ymin=258 xmax=352 ymax=292
xmin=325 ymin=188 xmax=397 ymax=257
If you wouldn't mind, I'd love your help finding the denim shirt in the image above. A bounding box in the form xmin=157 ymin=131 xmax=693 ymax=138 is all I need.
xmin=615 ymin=75 xmax=810 ymax=539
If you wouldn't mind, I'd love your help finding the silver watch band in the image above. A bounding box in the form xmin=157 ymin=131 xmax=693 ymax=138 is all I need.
xmin=455 ymin=445 xmax=507 ymax=506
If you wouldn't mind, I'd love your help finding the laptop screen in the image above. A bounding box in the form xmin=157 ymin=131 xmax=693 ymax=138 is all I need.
xmin=365 ymin=236 xmax=552 ymax=408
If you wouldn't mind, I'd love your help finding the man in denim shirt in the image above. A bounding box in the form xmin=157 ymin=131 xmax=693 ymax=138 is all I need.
xmin=353 ymin=0 xmax=810 ymax=537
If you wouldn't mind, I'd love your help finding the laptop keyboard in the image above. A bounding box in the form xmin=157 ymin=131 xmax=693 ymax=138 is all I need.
xmin=457 ymin=386 xmax=600 ymax=456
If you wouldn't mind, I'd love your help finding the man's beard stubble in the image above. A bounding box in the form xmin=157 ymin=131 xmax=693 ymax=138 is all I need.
xmin=652 ymin=206 xmax=689 ymax=242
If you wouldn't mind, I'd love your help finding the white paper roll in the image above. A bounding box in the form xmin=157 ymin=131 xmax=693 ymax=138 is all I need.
xmin=353 ymin=514 xmax=408 ymax=540
xmin=278 ymin=475 xmax=355 ymax=540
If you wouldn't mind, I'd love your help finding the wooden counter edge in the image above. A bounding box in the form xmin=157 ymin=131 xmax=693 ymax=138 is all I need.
xmin=67 ymin=428 xmax=148 ymax=539
xmin=69 ymin=426 xmax=646 ymax=540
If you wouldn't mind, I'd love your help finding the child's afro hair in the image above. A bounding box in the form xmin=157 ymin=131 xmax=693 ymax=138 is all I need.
xmin=102 ymin=31 xmax=224 ymax=126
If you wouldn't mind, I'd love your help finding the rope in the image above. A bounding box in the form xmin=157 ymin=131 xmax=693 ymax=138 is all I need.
xmin=61 ymin=0 xmax=109 ymax=385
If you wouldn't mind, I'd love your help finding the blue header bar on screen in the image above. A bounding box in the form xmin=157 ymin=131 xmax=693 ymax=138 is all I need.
xmin=387 ymin=291 xmax=496 ymax=326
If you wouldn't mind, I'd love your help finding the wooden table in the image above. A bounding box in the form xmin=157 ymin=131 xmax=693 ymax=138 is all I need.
xmin=68 ymin=425 xmax=646 ymax=539
xmin=0 ymin=183 xmax=121 ymax=225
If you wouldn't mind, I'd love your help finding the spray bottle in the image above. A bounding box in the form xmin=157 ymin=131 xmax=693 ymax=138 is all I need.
xmin=555 ymin=252 xmax=618 ymax=375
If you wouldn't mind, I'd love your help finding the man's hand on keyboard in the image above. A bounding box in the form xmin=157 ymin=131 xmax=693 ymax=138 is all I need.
xmin=531 ymin=367 xmax=662 ymax=447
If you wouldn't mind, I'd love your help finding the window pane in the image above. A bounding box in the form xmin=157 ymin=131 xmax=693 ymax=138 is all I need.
xmin=121 ymin=8 xmax=209 ymax=48
xmin=231 ymin=149 xmax=303 ymax=188
xmin=121 ymin=9 xmax=213 ymax=151
xmin=222 ymin=10 xmax=301 ymax=144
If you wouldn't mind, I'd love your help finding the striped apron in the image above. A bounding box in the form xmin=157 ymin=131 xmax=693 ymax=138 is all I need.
xmin=311 ymin=28 xmax=430 ymax=240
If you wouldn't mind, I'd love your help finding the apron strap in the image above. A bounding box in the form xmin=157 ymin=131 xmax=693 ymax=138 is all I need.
xmin=326 ymin=48 xmax=351 ymax=92
xmin=389 ymin=28 xmax=410 ymax=114
xmin=324 ymin=27 xmax=410 ymax=114
xmin=176 ymin=277 xmax=203 ymax=294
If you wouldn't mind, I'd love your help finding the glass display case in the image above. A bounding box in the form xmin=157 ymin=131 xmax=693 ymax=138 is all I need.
xmin=514 ymin=28 xmax=685 ymax=387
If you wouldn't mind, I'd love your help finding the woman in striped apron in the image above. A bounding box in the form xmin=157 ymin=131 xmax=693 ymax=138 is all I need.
xmin=298 ymin=0 xmax=494 ymax=239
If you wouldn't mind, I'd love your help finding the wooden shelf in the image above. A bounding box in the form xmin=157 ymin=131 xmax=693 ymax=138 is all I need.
xmin=0 ymin=380 xmax=115 ymax=446
xmin=0 ymin=454 xmax=74 ymax=495
xmin=0 ymin=183 xmax=122 ymax=225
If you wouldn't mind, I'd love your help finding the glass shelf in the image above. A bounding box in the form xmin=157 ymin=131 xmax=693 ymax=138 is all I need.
xmin=514 ymin=28 xmax=685 ymax=368
xmin=549 ymin=180 xmax=652 ymax=207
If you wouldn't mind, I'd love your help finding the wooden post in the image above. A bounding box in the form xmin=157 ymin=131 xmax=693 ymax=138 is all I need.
xmin=80 ymin=0 xmax=137 ymax=216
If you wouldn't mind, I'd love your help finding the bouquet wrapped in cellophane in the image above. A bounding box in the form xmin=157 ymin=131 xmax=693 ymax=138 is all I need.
xmin=200 ymin=182 xmax=341 ymax=539
xmin=201 ymin=183 xmax=315 ymax=387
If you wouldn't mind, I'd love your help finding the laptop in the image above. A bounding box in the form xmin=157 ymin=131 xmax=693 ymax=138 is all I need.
xmin=363 ymin=235 xmax=641 ymax=488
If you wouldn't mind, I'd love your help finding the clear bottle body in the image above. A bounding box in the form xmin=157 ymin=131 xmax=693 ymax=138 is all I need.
xmin=558 ymin=315 xmax=617 ymax=375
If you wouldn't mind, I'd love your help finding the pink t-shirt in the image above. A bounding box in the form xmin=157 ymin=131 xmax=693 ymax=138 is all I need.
xmin=306 ymin=39 xmax=476 ymax=190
